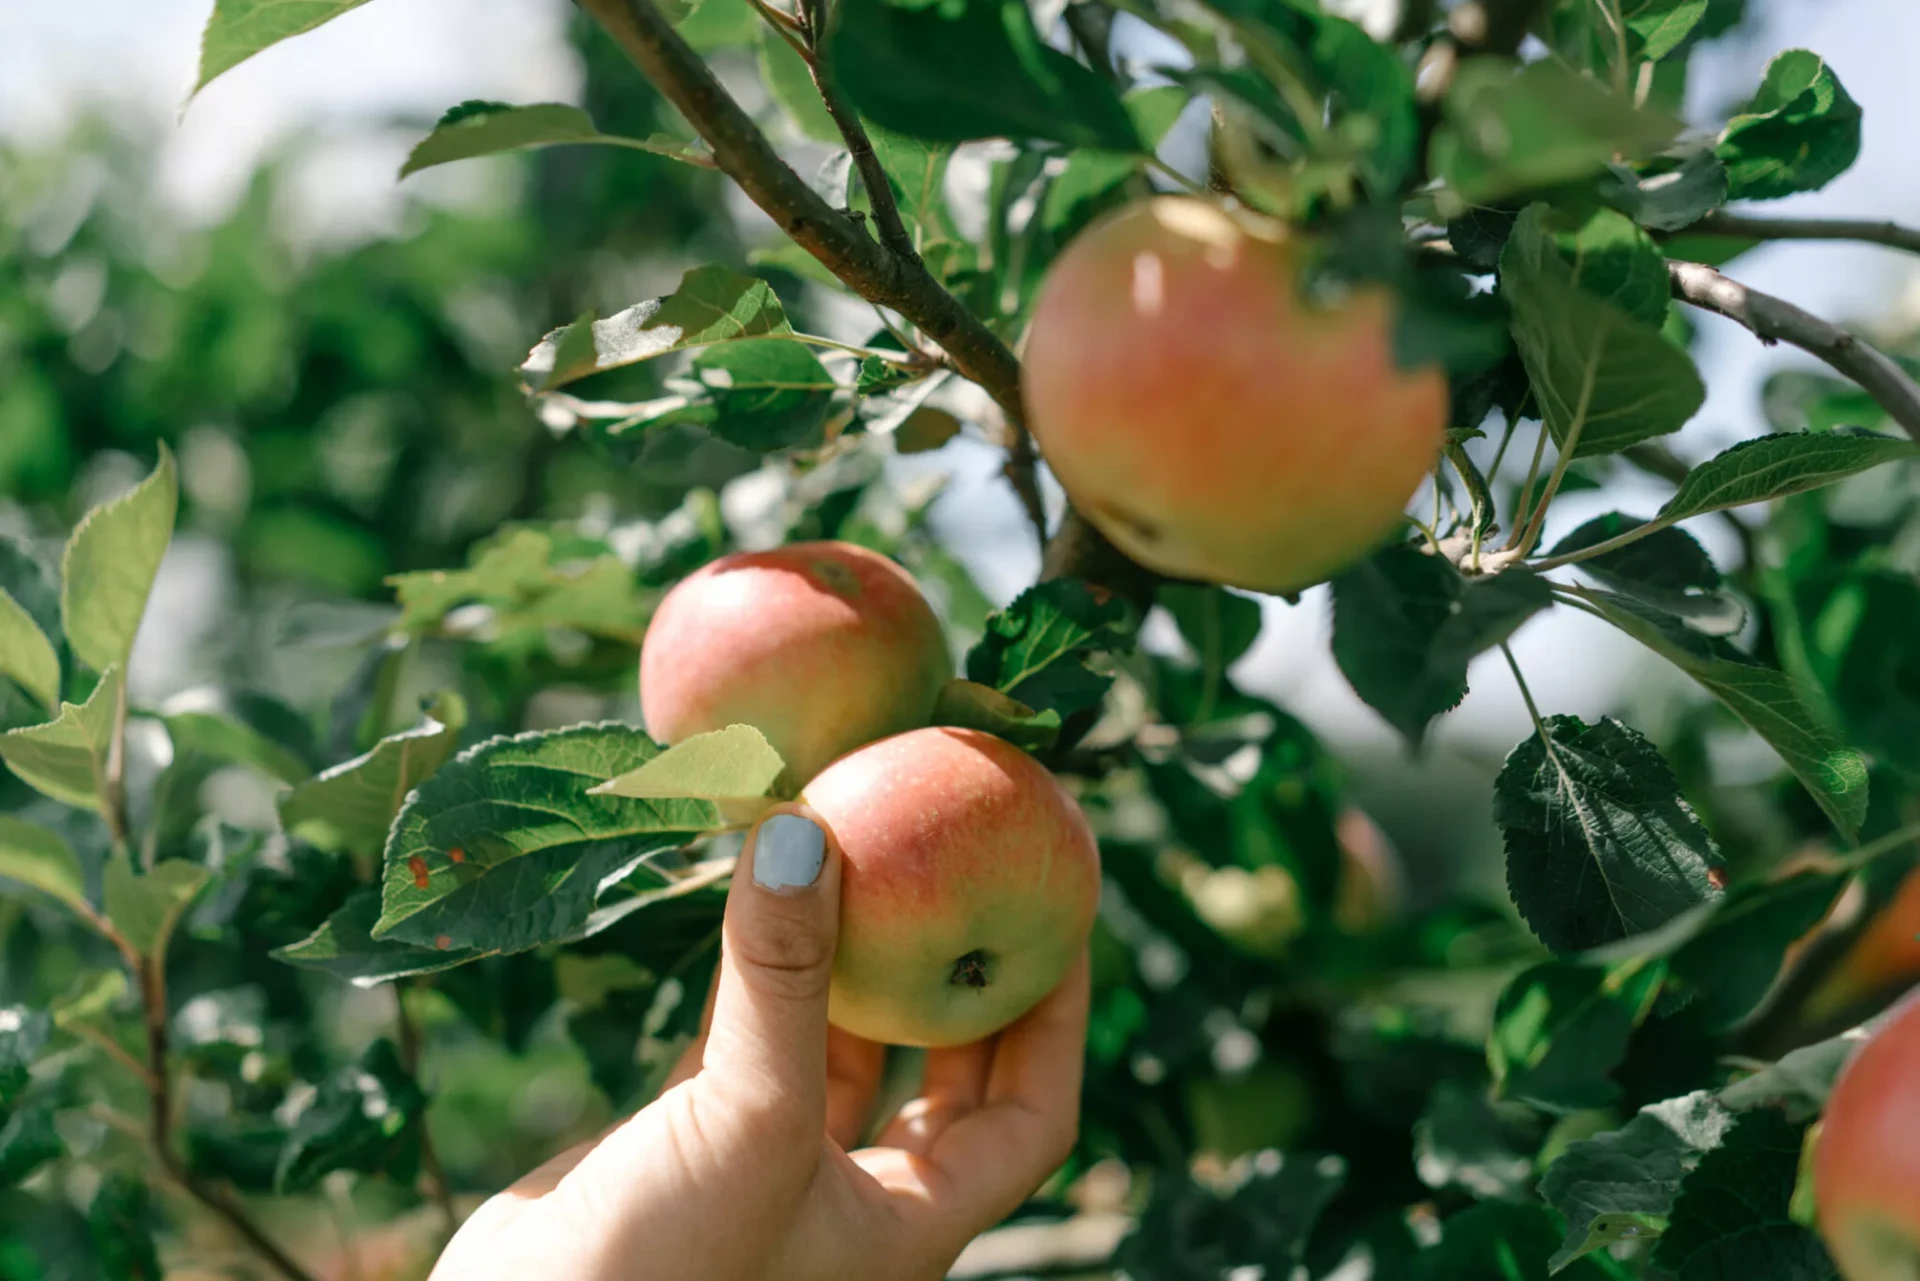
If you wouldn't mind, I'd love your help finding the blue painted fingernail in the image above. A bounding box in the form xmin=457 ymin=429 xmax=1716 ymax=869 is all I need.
xmin=753 ymin=813 xmax=826 ymax=891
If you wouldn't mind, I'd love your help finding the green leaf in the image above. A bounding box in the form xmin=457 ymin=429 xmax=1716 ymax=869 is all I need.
xmin=1548 ymin=513 xmax=1723 ymax=617
xmin=51 ymin=969 xmax=129 ymax=1032
xmin=1496 ymin=714 xmax=1723 ymax=953
xmin=1718 ymin=1023 xmax=1865 ymax=1115
xmin=164 ymin=710 xmax=310 ymax=786
xmin=275 ymin=1039 xmax=425 ymax=1193
xmin=0 ymin=668 xmax=122 ymax=810
xmin=1502 ymin=205 xmax=1705 ymax=458
xmin=1657 ymin=431 xmax=1918 ymax=523
xmin=1801 ymin=569 xmax=1920 ymax=777
xmin=1600 ymin=150 xmax=1729 ymax=233
xmin=1413 ymin=1080 xmax=1543 ymax=1201
xmin=1553 ymin=207 xmax=1669 ymax=328
xmin=1160 ymin=585 xmax=1264 ymax=672
xmin=104 ymin=859 xmax=210 ymax=958
xmin=591 ymin=724 xmax=787 ymax=803
xmin=758 ymin=29 xmax=840 ymax=143
xmin=0 ymin=817 xmax=88 ymax=920
xmin=0 ymin=589 xmax=59 ymax=714
xmin=1651 ymin=1109 xmax=1835 ymax=1277
xmin=1763 ymin=371 xmax=1881 ymax=435
xmin=1489 ymin=958 xmax=1667 ymax=1112
xmin=1539 ymin=1090 xmax=1734 ymax=1271
xmin=1117 ymin=1152 xmax=1347 ymax=1278
xmin=87 ymin=1170 xmax=160 ymax=1281
xmin=0 ymin=1007 xmax=52 ymax=1108
xmin=929 ymin=678 xmax=1062 ymax=752
xmin=826 ymin=0 xmax=1140 ymax=151
xmin=692 ymin=339 xmax=837 ymax=451
xmin=964 ymin=579 xmax=1135 ymax=723
xmin=1411 ymin=1201 xmax=1632 ymax=1281
xmin=1550 ymin=0 xmax=1709 ymax=72
xmin=519 ymin=265 xmax=793 ymax=391
xmin=1331 ymin=549 xmax=1554 ymax=745
xmin=194 ymin=0 xmax=371 ymax=94
xmin=387 ymin=528 xmax=651 ymax=642
xmin=1625 ymin=0 xmax=1710 ymax=59
xmin=280 ymin=694 xmax=465 ymax=855
xmin=373 ymin=724 xmax=719 ymax=953
xmin=866 ymin=122 xmax=955 ymax=244
xmin=1717 ymin=50 xmax=1862 ymax=201
xmin=273 ymin=888 xmax=485 ymax=985
xmin=1434 ymin=59 xmax=1682 ymax=204
xmin=60 ymin=445 xmax=177 ymax=675
xmin=0 ymin=1103 xmax=63 ymax=1188
xmin=1667 ymin=869 xmax=1844 ymax=1028
xmin=399 ymin=101 xmax=707 ymax=178
xmin=1577 ymin=589 xmax=1869 ymax=840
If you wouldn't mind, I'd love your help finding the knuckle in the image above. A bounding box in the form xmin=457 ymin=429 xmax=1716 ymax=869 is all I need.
xmin=730 ymin=912 xmax=835 ymax=999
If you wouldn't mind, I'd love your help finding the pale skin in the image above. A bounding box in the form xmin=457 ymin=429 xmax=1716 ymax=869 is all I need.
xmin=431 ymin=802 xmax=1092 ymax=1281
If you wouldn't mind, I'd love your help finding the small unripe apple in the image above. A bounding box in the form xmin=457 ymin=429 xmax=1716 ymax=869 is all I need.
xmin=1815 ymin=993 xmax=1920 ymax=1278
xmin=802 ymin=727 xmax=1101 ymax=1047
xmin=639 ymin=541 xmax=951 ymax=786
xmin=1023 ymin=196 xmax=1447 ymax=594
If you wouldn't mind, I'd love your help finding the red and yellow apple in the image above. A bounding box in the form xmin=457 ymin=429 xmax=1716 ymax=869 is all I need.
xmin=801 ymin=726 xmax=1101 ymax=1047
xmin=1815 ymin=992 xmax=1920 ymax=1278
xmin=639 ymin=540 xmax=951 ymax=785
xmin=1022 ymin=196 xmax=1447 ymax=594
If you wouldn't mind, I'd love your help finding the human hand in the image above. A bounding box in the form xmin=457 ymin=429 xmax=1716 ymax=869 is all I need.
xmin=431 ymin=803 xmax=1091 ymax=1281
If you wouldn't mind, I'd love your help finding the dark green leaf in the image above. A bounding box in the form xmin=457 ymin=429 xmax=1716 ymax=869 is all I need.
xmin=275 ymin=1039 xmax=425 ymax=1193
xmin=692 ymin=339 xmax=837 ymax=451
xmin=1657 ymin=431 xmax=1918 ymax=523
xmin=1411 ymin=1201 xmax=1632 ymax=1281
xmin=280 ymin=693 xmax=465 ymax=855
xmin=826 ymin=0 xmax=1140 ymax=151
xmin=1549 ymin=513 xmax=1723 ymax=617
xmin=1489 ymin=958 xmax=1666 ymax=1112
xmin=1540 ymin=1089 xmax=1733 ymax=1271
xmin=373 ymin=724 xmax=718 ymax=953
xmin=1332 ymin=548 xmax=1553 ymax=745
xmin=0 ymin=667 xmax=120 ymax=809
xmin=87 ymin=1171 xmax=161 ymax=1281
xmin=1668 ymin=869 xmax=1844 ymax=1028
xmin=1717 ymin=50 xmax=1862 ymax=201
xmin=1160 ymin=585 xmax=1264 ymax=672
xmin=274 ymin=888 xmax=485 ymax=985
xmin=1413 ymin=1080 xmax=1543 ymax=1200
xmin=1652 ymin=1109 xmax=1835 ymax=1278
xmin=400 ymin=101 xmax=707 ymax=177
xmin=1600 ymin=150 xmax=1729 ymax=232
xmin=1801 ymin=569 xmax=1920 ymax=777
xmin=0 ymin=1104 xmax=62 ymax=1187
xmin=1496 ymin=714 xmax=1723 ymax=953
xmin=1553 ymin=207 xmax=1669 ymax=327
xmin=195 ymin=0 xmax=370 ymax=93
xmin=0 ymin=1008 xmax=51 ymax=1108
xmin=61 ymin=444 xmax=177 ymax=675
xmin=929 ymin=678 xmax=1062 ymax=752
xmin=1502 ymin=205 xmax=1705 ymax=458
xmin=964 ymin=579 xmax=1135 ymax=722
xmin=1116 ymin=1151 xmax=1346 ymax=1277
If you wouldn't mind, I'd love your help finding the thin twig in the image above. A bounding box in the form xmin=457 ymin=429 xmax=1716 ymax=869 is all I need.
xmin=1503 ymin=424 xmax=1551 ymax=552
xmin=102 ymin=674 xmax=131 ymax=861
xmin=1668 ymin=259 xmax=1920 ymax=444
xmin=787 ymin=7 xmax=918 ymax=263
xmin=1681 ymin=211 xmax=1920 ymax=258
xmin=394 ymin=985 xmax=460 ymax=1244
xmin=577 ymin=0 xmax=1067 ymax=554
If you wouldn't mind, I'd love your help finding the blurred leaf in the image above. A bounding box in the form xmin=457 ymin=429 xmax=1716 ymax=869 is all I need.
xmin=60 ymin=445 xmax=177 ymax=675
xmin=1540 ymin=1089 xmax=1733 ymax=1271
xmin=1434 ymin=60 xmax=1682 ymax=204
xmin=965 ymin=579 xmax=1135 ymax=723
xmin=893 ymin=406 xmax=962 ymax=454
xmin=164 ymin=710 xmax=309 ymax=786
xmin=1502 ymin=205 xmax=1704 ymax=459
xmin=274 ymin=888 xmax=485 ymax=985
xmin=1496 ymin=714 xmax=1723 ymax=953
xmin=1332 ymin=549 xmax=1553 ymax=745
xmin=520 ymin=266 xmax=793 ymax=391
xmin=929 ymin=679 xmax=1061 ymax=752
xmin=1549 ymin=0 xmax=1708 ymax=73
xmin=1160 ymin=585 xmax=1263 ymax=673
xmin=51 ymin=969 xmax=129 ymax=1033
xmin=1657 ymin=431 xmax=1918 ymax=523
xmin=692 ymin=339 xmax=837 ymax=451
xmin=400 ymin=101 xmax=707 ymax=178
xmin=1578 ymin=588 xmax=1869 ymax=840
xmin=1801 ymin=569 xmax=1920 ymax=777
xmin=0 ymin=1009 xmax=51 ymax=1109
xmin=1414 ymin=1080 xmax=1543 ymax=1200
xmin=280 ymin=693 xmax=466 ymax=855
xmin=387 ymin=528 xmax=651 ymax=643
xmin=1549 ymin=513 xmax=1722 ymax=617
xmin=0 ymin=1104 xmax=62 ymax=1188
xmin=758 ymin=29 xmax=840 ymax=143
xmin=592 ymin=724 xmax=786 ymax=803
xmin=1717 ymin=50 xmax=1862 ymax=201
xmin=0 ymin=590 xmax=59 ymax=714
xmin=1763 ymin=371 xmax=1881 ymax=434
xmin=0 ymin=816 xmax=89 ymax=920
xmin=104 ymin=859 xmax=210 ymax=958
xmin=1651 ymin=1109 xmax=1835 ymax=1277
xmin=1718 ymin=1023 xmax=1866 ymax=1115
xmin=86 ymin=1171 xmax=160 ymax=1281
xmin=1667 ymin=869 xmax=1844 ymax=1028
xmin=1489 ymin=958 xmax=1666 ymax=1112
xmin=1600 ymin=150 xmax=1729 ymax=233
xmin=275 ymin=1039 xmax=425 ymax=1193
xmin=1116 ymin=1152 xmax=1346 ymax=1277
xmin=194 ymin=0 xmax=370 ymax=93
xmin=1411 ymin=1201 xmax=1632 ymax=1280
xmin=826 ymin=0 xmax=1139 ymax=150
xmin=0 ymin=667 xmax=121 ymax=810
xmin=373 ymin=725 xmax=718 ymax=953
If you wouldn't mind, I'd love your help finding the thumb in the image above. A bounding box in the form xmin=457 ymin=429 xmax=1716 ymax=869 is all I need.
xmin=698 ymin=803 xmax=842 ymax=1130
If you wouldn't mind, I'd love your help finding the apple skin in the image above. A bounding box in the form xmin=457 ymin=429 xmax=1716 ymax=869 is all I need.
xmin=1022 ymin=196 xmax=1447 ymax=594
xmin=639 ymin=541 xmax=952 ymax=786
xmin=1815 ymin=992 xmax=1920 ymax=1278
xmin=801 ymin=726 xmax=1102 ymax=1048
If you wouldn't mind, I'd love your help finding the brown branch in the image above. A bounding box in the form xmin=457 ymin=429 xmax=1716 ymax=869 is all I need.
xmin=139 ymin=955 xmax=319 ymax=1281
xmin=1681 ymin=211 xmax=1920 ymax=258
xmin=394 ymin=985 xmax=460 ymax=1244
xmin=1668 ymin=259 xmax=1920 ymax=444
xmin=577 ymin=0 xmax=1068 ymax=553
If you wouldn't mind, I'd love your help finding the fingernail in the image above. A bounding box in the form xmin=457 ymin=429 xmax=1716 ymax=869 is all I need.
xmin=753 ymin=813 xmax=826 ymax=892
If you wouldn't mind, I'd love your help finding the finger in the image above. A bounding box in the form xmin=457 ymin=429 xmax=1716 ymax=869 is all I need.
xmin=826 ymin=1027 xmax=886 ymax=1149
xmin=872 ymin=1039 xmax=993 ymax=1155
xmin=917 ymin=952 xmax=1091 ymax=1227
xmin=659 ymin=968 xmax=722 ymax=1093
xmin=697 ymin=804 xmax=842 ymax=1137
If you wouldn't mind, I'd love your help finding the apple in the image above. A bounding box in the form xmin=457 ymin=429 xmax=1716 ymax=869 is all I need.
xmin=801 ymin=726 xmax=1102 ymax=1047
xmin=639 ymin=540 xmax=952 ymax=785
xmin=1815 ymin=992 xmax=1920 ymax=1278
xmin=1022 ymin=196 xmax=1447 ymax=594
